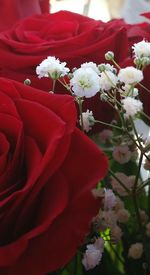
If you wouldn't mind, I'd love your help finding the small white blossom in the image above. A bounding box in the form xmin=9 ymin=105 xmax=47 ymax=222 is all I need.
xmin=114 ymin=196 xmax=124 ymax=211
xmin=116 ymin=209 xmax=130 ymax=223
xmin=70 ymin=67 xmax=100 ymax=98
xmin=132 ymin=40 xmax=150 ymax=59
xmin=121 ymin=97 xmax=143 ymax=118
xmin=113 ymin=145 xmax=132 ymax=164
xmin=104 ymin=189 xmax=116 ymax=210
xmin=111 ymin=172 xmax=135 ymax=196
xmin=111 ymin=225 xmax=123 ymax=243
xmin=139 ymin=210 xmax=149 ymax=224
xmin=99 ymin=129 xmax=113 ymax=143
xmin=128 ymin=243 xmax=143 ymax=259
xmin=81 ymin=62 xmax=99 ymax=75
xmin=105 ymin=51 xmax=114 ymax=60
xmin=99 ymin=71 xmax=118 ymax=91
xmin=80 ymin=110 xmax=95 ymax=132
xmin=118 ymin=66 xmax=143 ymax=85
xmin=82 ymin=238 xmax=104 ymax=270
xmin=98 ymin=63 xmax=116 ymax=73
xmin=36 ymin=56 xmax=69 ymax=79
xmin=101 ymin=210 xmax=117 ymax=228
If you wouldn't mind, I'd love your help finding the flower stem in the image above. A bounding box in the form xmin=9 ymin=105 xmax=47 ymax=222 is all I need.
xmin=109 ymin=169 xmax=130 ymax=194
xmin=78 ymin=97 xmax=84 ymax=132
xmin=94 ymin=120 xmax=122 ymax=131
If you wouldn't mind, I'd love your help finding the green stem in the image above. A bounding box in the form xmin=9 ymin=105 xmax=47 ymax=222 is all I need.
xmin=94 ymin=120 xmax=123 ymax=131
xmin=78 ymin=97 xmax=84 ymax=132
xmin=133 ymin=152 xmax=143 ymax=193
xmin=112 ymin=59 xmax=121 ymax=70
xmin=109 ymin=169 xmax=130 ymax=194
xmin=137 ymin=178 xmax=150 ymax=193
xmin=52 ymin=79 xmax=56 ymax=93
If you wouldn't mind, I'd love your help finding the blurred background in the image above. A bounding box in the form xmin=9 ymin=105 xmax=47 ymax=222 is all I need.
xmin=50 ymin=0 xmax=150 ymax=23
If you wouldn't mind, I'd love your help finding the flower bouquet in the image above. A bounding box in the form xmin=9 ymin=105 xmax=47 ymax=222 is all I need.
xmin=0 ymin=9 xmax=150 ymax=275
xmin=35 ymin=39 xmax=150 ymax=275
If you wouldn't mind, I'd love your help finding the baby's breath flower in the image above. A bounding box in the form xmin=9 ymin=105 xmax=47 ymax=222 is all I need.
xmin=121 ymin=97 xmax=143 ymax=118
xmin=101 ymin=210 xmax=117 ymax=228
xmin=114 ymin=196 xmax=124 ymax=211
xmin=98 ymin=63 xmax=116 ymax=73
xmin=24 ymin=78 xmax=31 ymax=86
xmin=81 ymin=62 xmax=99 ymax=74
xmin=132 ymin=40 xmax=150 ymax=59
xmin=111 ymin=225 xmax=123 ymax=243
xmin=116 ymin=209 xmax=130 ymax=223
xmin=70 ymin=67 xmax=100 ymax=98
xmin=128 ymin=243 xmax=143 ymax=259
xmin=113 ymin=145 xmax=132 ymax=164
xmin=79 ymin=110 xmax=95 ymax=132
xmin=36 ymin=56 xmax=69 ymax=79
xmin=139 ymin=210 xmax=149 ymax=224
xmin=99 ymin=71 xmax=118 ymax=91
xmin=105 ymin=51 xmax=114 ymax=61
xmin=118 ymin=66 xmax=143 ymax=85
xmin=82 ymin=238 xmax=104 ymax=270
xmin=99 ymin=129 xmax=113 ymax=143
xmin=111 ymin=172 xmax=135 ymax=196
xmin=104 ymin=189 xmax=116 ymax=210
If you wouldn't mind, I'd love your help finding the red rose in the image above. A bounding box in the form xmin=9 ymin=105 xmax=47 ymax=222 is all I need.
xmin=0 ymin=0 xmax=50 ymax=32
xmin=0 ymin=77 xmax=108 ymax=275
xmin=0 ymin=11 xmax=129 ymax=132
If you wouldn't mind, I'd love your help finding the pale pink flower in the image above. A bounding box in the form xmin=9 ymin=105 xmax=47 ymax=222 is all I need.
xmin=116 ymin=209 xmax=130 ymax=223
xmin=111 ymin=225 xmax=123 ymax=243
xmin=128 ymin=243 xmax=143 ymax=259
xmin=99 ymin=129 xmax=113 ymax=143
xmin=101 ymin=210 xmax=117 ymax=228
xmin=82 ymin=238 xmax=104 ymax=270
xmin=139 ymin=210 xmax=149 ymax=224
xmin=111 ymin=172 xmax=135 ymax=196
xmin=114 ymin=196 xmax=124 ymax=211
xmin=104 ymin=189 xmax=116 ymax=210
xmin=113 ymin=145 xmax=132 ymax=164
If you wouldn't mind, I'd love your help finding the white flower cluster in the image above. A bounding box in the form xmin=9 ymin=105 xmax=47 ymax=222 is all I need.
xmin=70 ymin=67 xmax=100 ymax=98
xmin=121 ymin=97 xmax=143 ymax=118
xmin=92 ymin=188 xmax=129 ymax=244
xmin=132 ymin=40 xmax=150 ymax=67
xmin=111 ymin=172 xmax=135 ymax=196
xmin=82 ymin=238 xmax=104 ymax=270
xmin=36 ymin=56 xmax=69 ymax=79
xmin=118 ymin=66 xmax=143 ymax=85
xmin=128 ymin=243 xmax=143 ymax=259
xmin=113 ymin=144 xmax=132 ymax=164
xmin=79 ymin=109 xmax=95 ymax=132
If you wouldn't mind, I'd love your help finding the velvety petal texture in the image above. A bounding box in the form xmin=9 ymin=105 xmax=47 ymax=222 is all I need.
xmin=0 ymin=0 xmax=50 ymax=31
xmin=0 ymin=77 xmax=108 ymax=274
